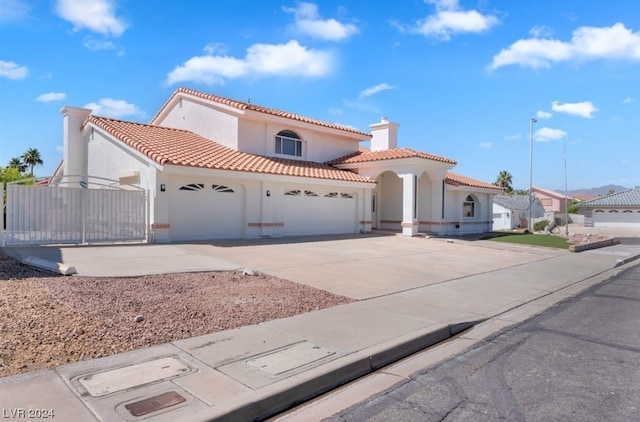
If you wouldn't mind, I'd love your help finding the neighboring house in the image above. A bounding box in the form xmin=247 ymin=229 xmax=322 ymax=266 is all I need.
xmin=492 ymin=195 xmax=545 ymax=230
xmin=54 ymin=87 xmax=503 ymax=242
xmin=576 ymin=188 xmax=640 ymax=228
xmin=574 ymin=194 xmax=599 ymax=202
xmin=531 ymin=187 xmax=574 ymax=214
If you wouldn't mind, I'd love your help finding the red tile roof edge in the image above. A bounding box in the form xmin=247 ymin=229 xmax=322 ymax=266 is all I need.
xmin=86 ymin=115 xmax=375 ymax=184
xmin=151 ymin=87 xmax=371 ymax=138
xmin=446 ymin=172 xmax=504 ymax=190
xmin=328 ymin=148 xmax=457 ymax=166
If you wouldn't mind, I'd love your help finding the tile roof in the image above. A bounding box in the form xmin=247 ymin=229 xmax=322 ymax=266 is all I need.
xmin=445 ymin=172 xmax=504 ymax=191
xmin=493 ymin=194 xmax=533 ymax=210
xmin=152 ymin=87 xmax=371 ymax=138
xmin=576 ymin=188 xmax=640 ymax=207
xmin=328 ymin=148 xmax=457 ymax=165
xmin=87 ymin=116 xmax=374 ymax=184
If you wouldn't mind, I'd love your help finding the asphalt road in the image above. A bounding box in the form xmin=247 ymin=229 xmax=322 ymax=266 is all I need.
xmin=325 ymin=263 xmax=640 ymax=422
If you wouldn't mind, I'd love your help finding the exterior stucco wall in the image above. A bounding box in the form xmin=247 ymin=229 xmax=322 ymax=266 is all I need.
xmin=156 ymin=98 xmax=240 ymax=149
xmin=237 ymin=118 xmax=361 ymax=162
xmin=86 ymin=127 xmax=160 ymax=239
xmin=417 ymin=173 xmax=434 ymax=223
xmin=377 ymin=171 xmax=403 ymax=230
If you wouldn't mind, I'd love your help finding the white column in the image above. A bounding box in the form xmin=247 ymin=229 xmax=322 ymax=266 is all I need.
xmin=400 ymin=173 xmax=419 ymax=236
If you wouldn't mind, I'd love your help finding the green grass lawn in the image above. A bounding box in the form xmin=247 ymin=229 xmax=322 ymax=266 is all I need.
xmin=481 ymin=232 xmax=571 ymax=249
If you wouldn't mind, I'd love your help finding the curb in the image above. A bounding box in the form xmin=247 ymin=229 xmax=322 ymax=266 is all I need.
xmin=21 ymin=256 xmax=77 ymax=275
xmin=182 ymin=321 xmax=482 ymax=422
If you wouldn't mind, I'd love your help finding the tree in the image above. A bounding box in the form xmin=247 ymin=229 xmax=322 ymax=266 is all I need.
xmin=7 ymin=157 xmax=27 ymax=173
xmin=21 ymin=148 xmax=43 ymax=176
xmin=494 ymin=170 xmax=513 ymax=193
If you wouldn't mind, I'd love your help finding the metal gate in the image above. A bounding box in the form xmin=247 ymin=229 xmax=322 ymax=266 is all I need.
xmin=2 ymin=175 xmax=148 ymax=246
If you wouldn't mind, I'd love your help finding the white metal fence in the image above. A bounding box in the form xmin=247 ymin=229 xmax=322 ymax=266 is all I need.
xmin=2 ymin=176 xmax=148 ymax=246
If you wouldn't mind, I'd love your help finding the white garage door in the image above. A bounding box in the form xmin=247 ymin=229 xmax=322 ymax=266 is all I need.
xmin=282 ymin=188 xmax=357 ymax=236
xmin=170 ymin=180 xmax=244 ymax=240
xmin=592 ymin=208 xmax=640 ymax=227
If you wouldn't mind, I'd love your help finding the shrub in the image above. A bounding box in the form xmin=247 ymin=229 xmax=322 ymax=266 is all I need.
xmin=533 ymin=220 xmax=550 ymax=232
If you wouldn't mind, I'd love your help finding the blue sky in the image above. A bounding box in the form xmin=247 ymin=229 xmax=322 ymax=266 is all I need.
xmin=1 ymin=0 xmax=638 ymax=190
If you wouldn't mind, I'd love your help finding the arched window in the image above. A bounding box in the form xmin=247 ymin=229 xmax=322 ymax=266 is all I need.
xmin=275 ymin=130 xmax=302 ymax=157
xmin=463 ymin=195 xmax=475 ymax=218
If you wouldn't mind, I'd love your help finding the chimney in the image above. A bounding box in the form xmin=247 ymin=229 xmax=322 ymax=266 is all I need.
xmin=369 ymin=117 xmax=399 ymax=151
xmin=61 ymin=106 xmax=92 ymax=184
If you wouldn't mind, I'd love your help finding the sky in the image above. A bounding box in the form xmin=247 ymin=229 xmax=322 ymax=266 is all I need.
xmin=0 ymin=0 xmax=639 ymax=191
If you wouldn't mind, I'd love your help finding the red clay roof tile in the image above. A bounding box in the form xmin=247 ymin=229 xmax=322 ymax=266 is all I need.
xmin=328 ymin=148 xmax=457 ymax=165
xmin=445 ymin=172 xmax=503 ymax=190
xmin=151 ymin=88 xmax=371 ymax=138
xmin=87 ymin=116 xmax=374 ymax=183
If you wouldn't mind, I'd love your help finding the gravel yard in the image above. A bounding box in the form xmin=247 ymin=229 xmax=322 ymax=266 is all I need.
xmin=0 ymin=250 xmax=354 ymax=378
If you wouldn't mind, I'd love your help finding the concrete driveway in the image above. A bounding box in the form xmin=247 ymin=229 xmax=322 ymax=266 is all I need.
xmin=5 ymin=232 xmax=566 ymax=300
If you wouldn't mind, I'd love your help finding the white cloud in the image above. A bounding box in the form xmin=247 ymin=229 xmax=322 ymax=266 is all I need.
xmin=358 ymin=83 xmax=395 ymax=99
xmin=204 ymin=42 xmax=228 ymax=55
xmin=504 ymin=134 xmax=522 ymax=141
xmin=529 ymin=25 xmax=553 ymax=38
xmin=490 ymin=23 xmax=640 ymax=70
xmin=84 ymin=98 xmax=145 ymax=119
xmin=0 ymin=60 xmax=28 ymax=79
xmin=410 ymin=0 xmax=499 ymax=40
xmin=283 ymin=2 xmax=358 ymax=41
xmin=0 ymin=0 xmax=30 ymax=21
xmin=166 ymin=40 xmax=334 ymax=85
xmin=479 ymin=141 xmax=493 ymax=149
xmin=551 ymin=100 xmax=598 ymax=118
xmin=623 ymin=96 xmax=636 ymax=104
xmin=35 ymin=92 xmax=67 ymax=102
xmin=534 ymin=127 xmax=567 ymax=142
xmin=536 ymin=110 xmax=552 ymax=119
xmin=55 ymin=0 xmax=127 ymax=37
xmin=84 ymin=37 xmax=117 ymax=51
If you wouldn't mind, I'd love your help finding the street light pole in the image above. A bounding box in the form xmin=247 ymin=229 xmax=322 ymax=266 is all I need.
xmin=528 ymin=118 xmax=537 ymax=232
xmin=564 ymin=143 xmax=569 ymax=235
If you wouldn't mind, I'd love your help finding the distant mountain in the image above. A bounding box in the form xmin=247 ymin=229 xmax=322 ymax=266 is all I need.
xmin=563 ymin=185 xmax=631 ymax=196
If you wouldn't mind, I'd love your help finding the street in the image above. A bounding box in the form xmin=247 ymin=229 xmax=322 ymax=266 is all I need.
xmin=324 ymin=263 xmax=640 ymax=422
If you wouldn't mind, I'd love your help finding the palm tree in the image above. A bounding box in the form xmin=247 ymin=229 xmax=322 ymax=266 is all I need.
xmin=7 ymin=157 xmax=27 ymax=173
xmin=21 ymin=148 xmax=43 ymax=176
xmin=494 ymin=170 xmax=513 ymax=193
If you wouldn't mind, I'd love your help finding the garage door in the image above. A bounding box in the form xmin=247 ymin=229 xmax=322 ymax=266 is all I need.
xmin=592 ymin=208 xmax=640 ymax=227
xmin=170 ymin=180 xmax=244 ymax=240
xmin=282 ymin=188 xmax=357 ymax=236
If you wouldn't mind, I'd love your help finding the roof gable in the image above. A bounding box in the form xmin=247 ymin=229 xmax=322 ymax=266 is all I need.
xmin=87 ymin=116 xmax=373 ymax=183
xmin=151 ymin=87 xmax=371 ymax=138
xmin=532 ymin=186 xmax=573 ymax=199
xmin=328 ymin=148 xmax=457 ymax=166
xmin=446 ymin=172 xmax=504 ymax=191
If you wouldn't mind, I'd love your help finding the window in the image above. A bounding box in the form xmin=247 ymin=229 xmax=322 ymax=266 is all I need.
xmin=179 ymin=183 xmax=204 ymax=191
xmin=463 ymin=195 xmax=475 ymax=218
xmin=623 ymin=210 xmax=633 ymax=213
xmin=285 ymin=189 xmax=301 ymax=196
xmin=212 ymin=184 xmax=234 ymax=193
xmin=275 ymin=130 xmax=302 ymax=157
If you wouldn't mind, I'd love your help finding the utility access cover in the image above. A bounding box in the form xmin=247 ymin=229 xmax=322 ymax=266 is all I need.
xmin=246 ymin=342 xmax=336 ymax=375
xmin=78 ymin=356 xmax=191 ymax=397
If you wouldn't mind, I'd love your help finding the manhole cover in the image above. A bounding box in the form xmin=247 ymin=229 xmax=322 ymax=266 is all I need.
xmin=125 ymin=391 xmax=186 ymax=417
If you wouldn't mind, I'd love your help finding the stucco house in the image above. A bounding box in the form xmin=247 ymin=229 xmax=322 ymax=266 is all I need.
xmin=54 ymin=87 xmax=502 ymax=243
xmin=492 ymin=195 xmax=545 ymax=230
xmin=531 ymin=187 xmax=574 ymax=214
xmin=576 ymin=188 xmax=640 ymax=228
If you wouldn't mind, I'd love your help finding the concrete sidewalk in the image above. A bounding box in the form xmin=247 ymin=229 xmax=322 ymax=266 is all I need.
xmin=1 ymin=236 xmax=639 ymax=421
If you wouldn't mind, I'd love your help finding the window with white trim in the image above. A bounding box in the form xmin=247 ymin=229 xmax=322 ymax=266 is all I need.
xmin=275 ymin=130 xmax=303 ymax=157
xmin=463 ymin=195 xmax=475 ymax=218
